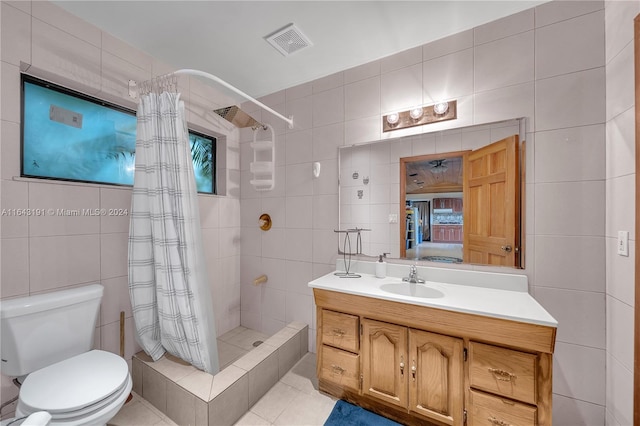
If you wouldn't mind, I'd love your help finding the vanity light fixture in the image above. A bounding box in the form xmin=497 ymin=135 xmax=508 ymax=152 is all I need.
xmin=433 ymin=101 xmax=449 ymax=115
xmin=409 ymin=107 xmax=424 ymax=120
xmin=386 ymin=112 xmax=400 ymax=126
xmin=382 ymin=100 xmax=457 ymax=132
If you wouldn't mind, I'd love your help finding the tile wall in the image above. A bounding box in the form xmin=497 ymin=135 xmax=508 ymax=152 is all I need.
xmin=0 ymin=0 xmax=242 ymax=410
xmin=604 ymin=1 xmax=638 ymax=425
xmin=238 ymin=1 xmax=635 ymax=423
xmin=0 ymin=1 xmax=636 ymax=424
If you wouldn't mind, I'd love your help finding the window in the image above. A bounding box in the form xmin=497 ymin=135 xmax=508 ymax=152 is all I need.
xmin=21 ymin=75 xmax=216 ymax=194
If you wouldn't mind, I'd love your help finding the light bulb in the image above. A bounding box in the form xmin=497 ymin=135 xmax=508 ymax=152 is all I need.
xmin=433 ymin=102 xmax=449 ymax=115
xmin=409 ymin=107 xmax=423 ymax=120
xmin=386 ymin=113 xmax=399 ymax=125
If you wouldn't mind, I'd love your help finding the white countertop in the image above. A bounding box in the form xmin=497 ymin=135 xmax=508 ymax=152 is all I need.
xmin=308 ymin=261 xmax=557 ymax=327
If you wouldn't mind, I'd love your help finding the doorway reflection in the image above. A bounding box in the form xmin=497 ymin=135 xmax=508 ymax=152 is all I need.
xmin=405 ymin=197 xmax=463 ymax=263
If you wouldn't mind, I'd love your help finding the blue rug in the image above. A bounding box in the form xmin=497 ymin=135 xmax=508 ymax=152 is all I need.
xmin=324 ymin=400 xmax=401 ymax=426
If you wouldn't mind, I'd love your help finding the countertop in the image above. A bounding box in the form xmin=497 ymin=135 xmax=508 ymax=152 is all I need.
xmin=308 ymin=262 xmax=557 ymax=328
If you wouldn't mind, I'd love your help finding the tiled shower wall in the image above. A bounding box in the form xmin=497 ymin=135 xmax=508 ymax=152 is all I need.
xmin=0 ymin=0 xmax=242 ymax=408
xmin=604 ymin=1 xmax=638 ymax=425
xmin=239 ymin=1 xmax=632 ymax=423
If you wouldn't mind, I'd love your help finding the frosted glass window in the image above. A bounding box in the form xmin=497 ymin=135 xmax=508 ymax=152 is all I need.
xmin=21 ymin=75 xmax=216 ymax=194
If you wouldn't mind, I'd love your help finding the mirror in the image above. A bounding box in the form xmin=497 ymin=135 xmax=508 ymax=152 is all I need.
xmin=338 ymin=118 xmax=525 ymax=268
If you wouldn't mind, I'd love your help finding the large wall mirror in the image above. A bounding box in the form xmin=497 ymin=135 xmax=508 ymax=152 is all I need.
xmin=338 ymin=118 xmax=525 ymax=269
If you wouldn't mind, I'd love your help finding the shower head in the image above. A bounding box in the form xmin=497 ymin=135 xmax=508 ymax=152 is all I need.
xmin=213 ymin=105 xmax=264 ymax=129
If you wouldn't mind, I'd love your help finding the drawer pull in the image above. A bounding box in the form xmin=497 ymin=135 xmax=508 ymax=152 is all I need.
xmin=331 ymin=364 xmax=346 ymax=375
xmin=488 ymin=368 xmax=517 ymax=381
xmin=487 ymin=416 xmax=511 ymax=426
xmin=411 ymin=360 xmax=416 ymax=381
xmin=400 ymin=356 xmax=405 ymax=376
xmin=332 ymin=328 xmax=346 ymax=337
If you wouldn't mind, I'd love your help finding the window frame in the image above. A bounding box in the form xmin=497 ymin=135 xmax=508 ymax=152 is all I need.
xmin=20 ymin=74 xmax=216 ymax=194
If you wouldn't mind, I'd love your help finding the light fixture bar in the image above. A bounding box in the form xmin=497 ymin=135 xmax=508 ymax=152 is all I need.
xmin=382 ymin=100 xmax=457 ymax=132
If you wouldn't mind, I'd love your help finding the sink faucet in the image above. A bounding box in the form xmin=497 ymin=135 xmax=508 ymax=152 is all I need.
xmin=403 ymin=265 xmax=425 ymax=284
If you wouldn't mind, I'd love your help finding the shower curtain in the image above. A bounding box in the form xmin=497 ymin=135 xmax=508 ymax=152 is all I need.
xmin=128 ymin=80 xmax=219 ymax=374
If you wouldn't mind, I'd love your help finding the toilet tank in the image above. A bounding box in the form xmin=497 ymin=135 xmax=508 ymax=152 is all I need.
xmin=0 ymin=284 xmax=104 ymax=377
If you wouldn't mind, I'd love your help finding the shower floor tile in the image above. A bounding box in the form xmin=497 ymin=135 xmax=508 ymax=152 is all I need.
xmin=222 ymin=327 xmax=270 ymax=351
xmin=217 ymin=340 xmax=249 ymax=369
xmin=113 ymin=353 xmax=335 ymax=426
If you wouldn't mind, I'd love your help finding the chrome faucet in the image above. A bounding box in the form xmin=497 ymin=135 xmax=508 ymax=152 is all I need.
xmin=403 ymin=265 xmax=425 ymax=284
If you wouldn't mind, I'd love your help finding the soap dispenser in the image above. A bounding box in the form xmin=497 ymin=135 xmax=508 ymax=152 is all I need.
xmin=375 ymin=254 xmax=387 ymax=278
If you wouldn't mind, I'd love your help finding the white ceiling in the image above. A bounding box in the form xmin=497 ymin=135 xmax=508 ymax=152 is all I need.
xmin=54 ymin=1 xmax=546 ymax=99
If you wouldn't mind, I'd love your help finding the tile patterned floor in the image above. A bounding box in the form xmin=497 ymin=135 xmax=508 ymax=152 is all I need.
xmin=110 ymin=353 xmax=336 ymax=426
xmin=217 ymin=327 xmax=271 ymax=369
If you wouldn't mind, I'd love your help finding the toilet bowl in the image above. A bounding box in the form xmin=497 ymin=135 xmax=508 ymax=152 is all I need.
xmin=13 ymin=350 xmax=132 ymax=426
xmin=0 ymin=285 xmax=131 ymax=426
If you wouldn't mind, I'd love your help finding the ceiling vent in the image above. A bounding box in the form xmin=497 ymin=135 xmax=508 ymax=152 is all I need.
xmin=265 ymin=23 xmax=313 ymax=57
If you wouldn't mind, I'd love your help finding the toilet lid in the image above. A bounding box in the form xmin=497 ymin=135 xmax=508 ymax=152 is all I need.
xmin=20 ymin=350 xmax=130 ymax=414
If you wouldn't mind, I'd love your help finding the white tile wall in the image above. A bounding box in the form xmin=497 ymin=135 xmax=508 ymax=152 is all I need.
xmin=535 ymin=125 xmax=605 ymax=183
xmin=535 ymin=0 xmax=604 ymax=28
xmin=0 ymin=1 xmax=241 ymax=410
xmin=479 ymin=9 xmax=535 ymax=44
xmin=534 ymin=236 xmax=605 ymax=292
xmin=534 ymin=181 xmax=605 ymax=236
xmin=344 ymin=76 xmax=381 ymax=121
xmin=423 ymin=48 xmax=474 ymax=101
xmin=606 ymin=107 xmax=635 ymax=179
xmin=535 ymin=10 xmax=605 ymax=80
xmin=474 ymin=31 xmax=534 ymax=92
xmin=6 ymin=1 xmax=629 ymax=423
xmin=535 ymin=67 xmax=605 ymax=131
xmin=553 ymin=341 xmax=606 ymax=405
xmin=1 ymin=2 xmax=31 ymax=67
xmin=380 ymin=63 xmax=423 ymax=113
xmin=535 ymin=287 xmax=605 ymax=349
xmin=604 ymin=1 xmax=638 ymax=424
xmin=237 ymin=4 xmax=620 ymax=423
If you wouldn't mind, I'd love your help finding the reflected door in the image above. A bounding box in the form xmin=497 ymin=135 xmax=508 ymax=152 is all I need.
xmin=463 ymin=135 xmax=520 ymax=267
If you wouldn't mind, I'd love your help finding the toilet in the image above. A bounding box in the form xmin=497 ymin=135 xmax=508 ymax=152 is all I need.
xmin=0 ymin=284 xmax=132 ymax=426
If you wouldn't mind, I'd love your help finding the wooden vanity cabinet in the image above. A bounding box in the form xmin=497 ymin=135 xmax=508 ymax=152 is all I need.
xmin=314 ymin=289 xmax=556 ymax=426
xmin=318 ymin=310 xmax=360 ymax=391
xmin=361 ymin=319 xmax=464 ymax=425
xmin=361 ymin=320 xmax=408 ymax=408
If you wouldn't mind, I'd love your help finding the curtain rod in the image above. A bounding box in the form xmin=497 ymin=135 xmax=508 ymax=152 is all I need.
xmin=130 ymin=69 xmax=294 ymax=129
xmin=174 ymin=69 xmax=294 ymax=129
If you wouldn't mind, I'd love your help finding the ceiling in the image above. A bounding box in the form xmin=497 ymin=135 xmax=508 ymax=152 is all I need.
xmin=54 ymin=1 xmax=545 ymax=99
xmin=405 ymin=156 xmax=463 ymax=194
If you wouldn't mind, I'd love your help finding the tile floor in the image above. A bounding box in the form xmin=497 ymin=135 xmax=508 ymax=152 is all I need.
xmin=216 ymin=327 xmax=271 ymax=369
xmin=110 ymin=352 xmax=336 ymax=426
xmin=405 ymin=242 xmax=463 ymax=261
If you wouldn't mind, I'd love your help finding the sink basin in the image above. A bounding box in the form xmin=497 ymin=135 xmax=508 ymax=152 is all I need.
xmin=380 ymin=282 xmax=445 ymax=299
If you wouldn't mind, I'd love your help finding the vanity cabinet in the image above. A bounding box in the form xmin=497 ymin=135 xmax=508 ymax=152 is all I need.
xmin=361 ymin=319 xmax=464 ymax=424
xmin=432 ymin=225 xmax=463 ymax=243
xmin=361 ymin=320 xmax=407 ymax=408
xmin=314 ymin=289 xmax=555 ymax=426
xmin=319 ymin=310 xmax=360 ymax=391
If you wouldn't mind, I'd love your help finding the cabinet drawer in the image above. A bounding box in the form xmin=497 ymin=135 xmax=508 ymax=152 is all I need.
xmin=469 ymin=342 xmax=537 ymax=405
xmin=322 ymin=310 xmax=359 ymax=352
xmin=468 ymin=390 xmax=536 ymax=426
xmin=320 ymin=345 xmax=360 ymax=391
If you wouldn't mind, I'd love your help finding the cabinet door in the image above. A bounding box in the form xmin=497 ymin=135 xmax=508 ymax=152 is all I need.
xmin=322 ymin=310 xmax=359 ymax=352
xmin=453 ymin=198 xmax=463 ymax=213
xmin=444 ymin=198 xmax=453 ymax=209
xmin=362 ymin=319 xmax=407 ymax=408
xmin=408 ymin=329 xmax=464 ymax=426
xmin=468 ymin=390 xmax=536 ymax=426
xmin=320 ymin=345 xmax=360 ymax=391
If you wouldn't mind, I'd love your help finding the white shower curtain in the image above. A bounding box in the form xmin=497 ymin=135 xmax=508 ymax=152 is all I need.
xmin=128 ymin=88 xmax=219 ymax=374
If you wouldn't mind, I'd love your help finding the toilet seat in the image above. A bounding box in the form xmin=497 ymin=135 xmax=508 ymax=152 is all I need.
xmin=17 ymin=350 xmax=130 ymax=422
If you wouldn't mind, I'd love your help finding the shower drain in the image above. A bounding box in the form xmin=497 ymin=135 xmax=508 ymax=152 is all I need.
xmin=252 ymin=340 xmax=263 ymax=347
